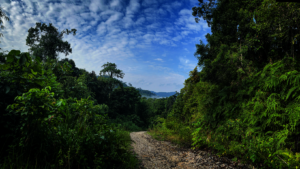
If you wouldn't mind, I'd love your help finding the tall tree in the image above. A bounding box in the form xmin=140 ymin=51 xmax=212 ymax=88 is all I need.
xmin=189 ymin=0 xmax=300 ymax=161
xmin=108 ymin=86 xmax=141 ymax=118
xmin=99 ymin=62 xmax=125 ymax=99
xmin=0 ymin=6 xmax=10 ymax=51
xmin=100 ymin=62 xmax=125 ymax=79
xmin=192 ymin=0 xmax=300 ymax=86
xmin=25 ymin=22 xmax=77 ymax=62
xmin=58 ymin=58 xmax=81 ymax=77
xmin=253 ymin=1 xmax=300 ymax=63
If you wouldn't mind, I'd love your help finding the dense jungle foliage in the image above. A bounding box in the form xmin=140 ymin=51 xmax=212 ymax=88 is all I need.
xmin=146 ymin=0 xmax=300 ymax=169
xmin=1 ymin=0 xmax=300 ymax=169
xmin=0 ymin=10 xmax=178 ymax=169
xmin=0 ymin=48 xmax=178 ymax=168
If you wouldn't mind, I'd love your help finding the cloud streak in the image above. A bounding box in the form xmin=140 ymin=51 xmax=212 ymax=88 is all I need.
xmin=0 ymin=0 xmax=211 ymax=92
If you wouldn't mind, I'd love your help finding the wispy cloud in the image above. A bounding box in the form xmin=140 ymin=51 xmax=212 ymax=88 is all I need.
xmin=179 ymin=56 xmax=197 ymax=70
xmin=154 ymin=58 xmax=163 ymax=62
xmin=0 ymin=0 xmax=211 ymax=92
xmin=148 ymin=65 xmax=170 ymax=71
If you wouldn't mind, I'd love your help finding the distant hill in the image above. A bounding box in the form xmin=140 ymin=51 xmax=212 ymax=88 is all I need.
xmin=150 ymin=91 xmax=176 ymax=98
xmin=95 ymin=75 xmax=176 ymax=98
xmin=136 ymin=88 xmax=156 ymax=97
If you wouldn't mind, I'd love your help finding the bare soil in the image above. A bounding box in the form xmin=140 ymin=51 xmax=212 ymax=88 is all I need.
xmin=128 ymin=131 xmax=257 ymax=169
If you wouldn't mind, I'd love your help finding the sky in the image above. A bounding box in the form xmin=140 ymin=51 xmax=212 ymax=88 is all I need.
xmin=0 ymin=0 xmax=213 ymax=92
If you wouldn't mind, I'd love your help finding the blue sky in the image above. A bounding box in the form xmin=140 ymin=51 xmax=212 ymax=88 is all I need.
xmin=0 ymin=0 xmax=213 ymax=92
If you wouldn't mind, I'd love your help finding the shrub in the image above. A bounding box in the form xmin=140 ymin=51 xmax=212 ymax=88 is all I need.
xmin=5 ymin=86 xmax=137 ymax=168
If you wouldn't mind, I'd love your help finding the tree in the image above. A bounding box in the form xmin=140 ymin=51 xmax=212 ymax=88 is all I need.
xmin=185 ymin=0 xmax=300 ymax=166
xmin=99 ymin=62 xmax=125 ymax=99
xmin=0 ymin=6 xmax=10 ymax=51
xmin=25 ymin=22 xmax=77 ymax=62
xmin=58 ymin=58 xmax=81 ymax=77
xmin=100 ymin=62 xmax=125 ymax=79
xmin=108 ymin=87 xmax=141 ymax=118
xmin=192 ymin=0 xmax=244 ymax=86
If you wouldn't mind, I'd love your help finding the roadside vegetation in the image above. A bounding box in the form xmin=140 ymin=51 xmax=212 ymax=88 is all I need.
xmin=1 ymin=0 xmax=300 ymax=169
xmin=0 ymin=9 xmax=178 ymax=168
xmin=146 ymin=1 xmax=300 ymax=169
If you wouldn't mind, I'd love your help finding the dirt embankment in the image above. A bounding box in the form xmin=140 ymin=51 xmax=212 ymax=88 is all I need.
xmin=128 ymin=131 xmax=257 ymax=169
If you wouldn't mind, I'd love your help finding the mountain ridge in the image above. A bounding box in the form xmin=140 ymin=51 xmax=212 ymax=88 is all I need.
xmin=96 ymin=75 xmax=176 ymax=98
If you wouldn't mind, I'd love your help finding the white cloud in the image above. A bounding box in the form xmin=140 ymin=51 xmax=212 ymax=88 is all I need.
xmin=154 ymin=58 xmax=163 ymax=62
xmin=124 ymin=73 xmax=185 ymax=92
xmin=172 ymin=35 xmax=183 ymax=41
xmin=171 ymin=1 xmax=182 ymax=8
xmin=135 ymin=17 xmax=145 ymax=25
xmin=0 ymin=0 xmax=210 ymax=92
xmin=110 ymin=0 xmax=122 ymax=10
xmin=157 ymin=8 xmax=168 ymax=16
xmin=105 ymin=12 xmax=123 ymax=25
xmin=89 ymin=0 xmax=108 ymax=12
xmin=142 ymin=0 xmax=158 ymax=7
xmin=179 ymin=56 xmax=198 ymax=70
xmin=147 ymin=22 xmax=161 ymax=30
xmin=96 ymin=23 xmax=107 ymax=36
xmin=148 ymin=65 xmax=170 ymax=71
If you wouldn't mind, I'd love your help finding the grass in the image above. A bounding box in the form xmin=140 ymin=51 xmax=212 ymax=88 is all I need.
xmin=145 ymin=119 xmax=194 ymax=149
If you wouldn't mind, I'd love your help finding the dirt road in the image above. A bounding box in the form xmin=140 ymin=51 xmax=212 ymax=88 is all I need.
xmin=129 ymin=131 xmax=255 ymax=169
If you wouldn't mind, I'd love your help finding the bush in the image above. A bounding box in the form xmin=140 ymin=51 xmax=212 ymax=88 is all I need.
xmin=4 ymin=86 xmax=138 ymax=169
xmin=108 ymin=114 xmax=144 ymax=132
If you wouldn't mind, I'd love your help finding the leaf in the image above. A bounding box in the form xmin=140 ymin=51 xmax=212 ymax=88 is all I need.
xmin=21 ymin=112 xmax=28 ymax=116
xmin=20 ymin=55 xmax=27 ymax=65
xmin=7 ymin=50 xmax=21 ymax=57
xmin=35 ymin=56 xmax=41 ymax=63
xmin=275 ymin=149 xmax=292 ymax=159
xmin=232 ymin=157 xmax=237 ymax=162
xmin=6 ymin=55 xmax=15 ymax=63
xmin=5 ymin=86 xmax=10 ymax=94
xmin=56 ymin=100 xmax=62 ymax=106
xmin=285 ymin=86 xmax=298 ymax=101
xmin=31 ymin=69 xmax=37 ymax=75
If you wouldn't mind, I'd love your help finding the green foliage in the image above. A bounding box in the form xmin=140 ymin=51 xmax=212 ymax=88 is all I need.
xmin=147 ymin=1 xmax=300 ymax=169
xmin=4 ymin=86 xmax=138 ymax=168
xmin=58 ymin=58 xmax=82 ymax=78
xmin=0 ymin=49 xmax=142 ymax=169
xmin=108 ymin=114 xmax=144 ymax=132
xmin=108 ymin=87 xmax=141 ymax=117
xmin=58 ymin=71 xmax=97 ymax=104
xmin=6 ymin=1 xmax=300 ymax=168
xmin=135 ymin=88 xmax=156 ymax=97
xmin=26 ymin=22 xmax=77 ymax=62
xmin=0 ymin=50 xmax=51 ymax=158
xmin=100 ymin=62 xmax=125 ymax=79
